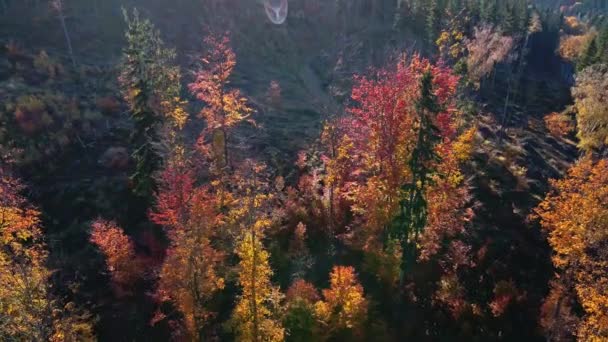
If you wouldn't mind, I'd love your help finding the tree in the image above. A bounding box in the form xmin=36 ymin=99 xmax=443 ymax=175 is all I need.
xmin=119 ymin=8 xmax=180 ymax=198
xmin=597 ymin=23 xmax=608 ymax=63
xmin=315 ymin=56 xmax=468 ymax=286
xmin=395 ymin=71 xmax=443 ymax=272
xmin=465 ymin=24 xmax=514 ymax=87
xmin=189 ymin=33 xmax=254 ymax=171
xmin=466 ymin=25 xmax=513 ymax=86
xmin=50 ymin=0 xmax=75 ymax=67
xmin=284 ymin=279 xmax=320 ymax=342
xmin=314 ymin=266 xmax=368 ymax=339
xmin=480 ymin=0 xmax=498 ymax=24
xmin=150 ymin=166 xmax=225 ymax=340
xmin=559 ymin=32 xmax=597 ymax=62
xmin=572 ymin=64 xmax=608 ymax=152
xmin=90 ymin=219 xmax=143 ymax=297
xmin=0 ymin=165 xmax=94 ymax=341
xmin=230 ymin=161 xmax=284 ymax=342
xmin=533 ymin=157 xmax=608 ymax=340
xmin=578 ymin=37 xmax=599 ymax=70
xmin=426 ymin=0 xmax=441 ymax=44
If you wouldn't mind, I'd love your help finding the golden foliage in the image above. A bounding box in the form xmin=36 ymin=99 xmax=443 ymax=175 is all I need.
xmin=90 ymin=219 xmax=142 ymax=296
xmin=559 ymin=32 xmax=596 ymax=61
xmin=436 ymin=29 xmax=465 ymax=61
xmin=563 ymin=16 xmax=585 ymax=35
xmin=0 ymin=169 xmax=94 ymax=340
xmin=315 ymin=266 xmax=367 ymax=335
xmin=572 ymin=64 xmax=608 ymax=152
xmin=534 ymin=157 xmax=608 ymax=340
xmin=452 ymin=127 xmax=477 ymax=162
xmin=230 ymin=161 xmax=284 ymax=342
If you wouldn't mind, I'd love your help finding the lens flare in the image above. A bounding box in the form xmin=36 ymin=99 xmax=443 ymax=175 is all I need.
xmin=263 ymin=0 xmax=288 ymax=25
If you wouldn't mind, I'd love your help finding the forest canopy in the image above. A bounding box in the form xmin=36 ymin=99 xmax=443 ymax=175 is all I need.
xmin=0 ymin=0 xmax=607 ymax=341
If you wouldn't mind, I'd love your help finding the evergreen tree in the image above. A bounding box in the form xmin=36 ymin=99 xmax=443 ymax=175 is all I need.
xmin=481 ymin=0 xmax=498 ymax=24
xmin=447 ymin=0 xmax=461 ymax=16
xmin=395 ymin=71 xmax=442 ymax=279
xmin=467 ymin=0 xmax=481 ymax=25
xmin=427 ymin=0 xmax=441 ymax=45
xmin=516 ymin=0 xmax=529 ymax=34
xmin=578 ymin=37 xmax=599 ymax=71
xmin=503 ymin=3 xmax=518 ymax=34
xmin=596 ymin=23 xmax=608 ymax=63
xmin=119 ymin=8 xmax=179 ymax=198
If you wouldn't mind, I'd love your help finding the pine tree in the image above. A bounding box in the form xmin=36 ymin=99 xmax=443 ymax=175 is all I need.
xmin=578 ymin=37 xmax=599 ymax=71
xmin=119 ymin=8 xmax=179 ymax=198
xmin=516 ymin=0 xmax=529 ymax=34
xmin=502 ymin=3 xmax=518 ymax=34
xmin=468 ymin=0 xmax=481 ymax=23
xmin=596 ymin=23 xmax=608 ymax=63
xmin=447 ymin=0 xmax=461 ymax=16
xmin=481 ymin=0 xmax=498 ymax=24
xmin=395 ymin=71 xmax=442 ymax=278
xmin=427 ymin=0 xmax=441 ymax=45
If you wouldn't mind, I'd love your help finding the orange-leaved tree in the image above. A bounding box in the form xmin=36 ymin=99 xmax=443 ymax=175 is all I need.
xmin=189 ymin=33 xmax=254 ymax=171
xmin=90 ymin=219 xmax=143 ymax=297
xmin=150 ymin=165 xmax=225 ymax=340
xmin=534 ymin=157 xmax=608 ymax=341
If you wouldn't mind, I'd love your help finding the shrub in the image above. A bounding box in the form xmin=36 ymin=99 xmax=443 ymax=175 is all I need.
xmin=544 ymin=112 xmax=575 ymax=138
xmin=14 ymin=95 xmax=50 ymax=135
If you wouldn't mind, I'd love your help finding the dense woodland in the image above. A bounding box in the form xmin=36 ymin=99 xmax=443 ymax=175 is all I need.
xmin=1 ymin=0 xmax=608 ymax=341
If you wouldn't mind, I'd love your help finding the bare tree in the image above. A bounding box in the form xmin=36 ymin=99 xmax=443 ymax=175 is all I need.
xmin=51 ymin=0 xmax=76 ymax=68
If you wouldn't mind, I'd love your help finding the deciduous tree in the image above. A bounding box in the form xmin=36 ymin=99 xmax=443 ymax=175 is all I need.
xmin=189 ymin=33 xmax=254 ymax=171
xmin=150 ymin=166 xmax=225 ymax=340
xmin=465 ymin=24 xmax=514 ymax=87
xmin=314 ymin=266 xmax=367 ymax=339
xmin=230 ymin=161 xmax=284 ymax=342
xmin=534 ymin=157 xmax=608 ymax=340
xmin=90 ymin=219 xmax=142 ymax=297
xmin=0 ymin=165 xmax=94 ymax=341
xmin=572 ymin=64 xmax=608 ymax=152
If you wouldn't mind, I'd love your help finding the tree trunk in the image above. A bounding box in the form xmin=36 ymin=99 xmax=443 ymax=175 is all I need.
xmin=54 ymin=0 xmax=76 ymax=68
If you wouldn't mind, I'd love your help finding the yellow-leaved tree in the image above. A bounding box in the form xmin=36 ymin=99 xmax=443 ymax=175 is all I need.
xmin=314 ymin=266 xmax=368 ymax=340
xmin=572 ymin=64 xmax=608 ymax=153
xmin=0 ymin=165 xmax=94 ymax=341
xmin=230 ymin=161 xmax=284 ymax=342
xmin=534 ymin=157 xmax=608 ymax=341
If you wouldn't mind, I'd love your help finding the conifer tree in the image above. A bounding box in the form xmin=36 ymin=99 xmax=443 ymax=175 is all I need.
xmin=395 ymin=71 xmax=442 ymax=276
xmin=578 ymin=37 xmax=599 ymax=71
xmin=426 ymin=0 xmax=441 ymax=45
xmin=596 ymin=23 xmax=608 ymax=63
xmin=119 ymin=8 xmax=179 ymax=198
xmin=502 ymin=3 xmax=518 ymax=34
xmin=481 ymin=0 xmax=498 ymax=24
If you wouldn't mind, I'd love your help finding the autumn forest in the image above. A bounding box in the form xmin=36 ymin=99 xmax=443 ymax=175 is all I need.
xmin=1 ymin=0 xmax=608 ymax=341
